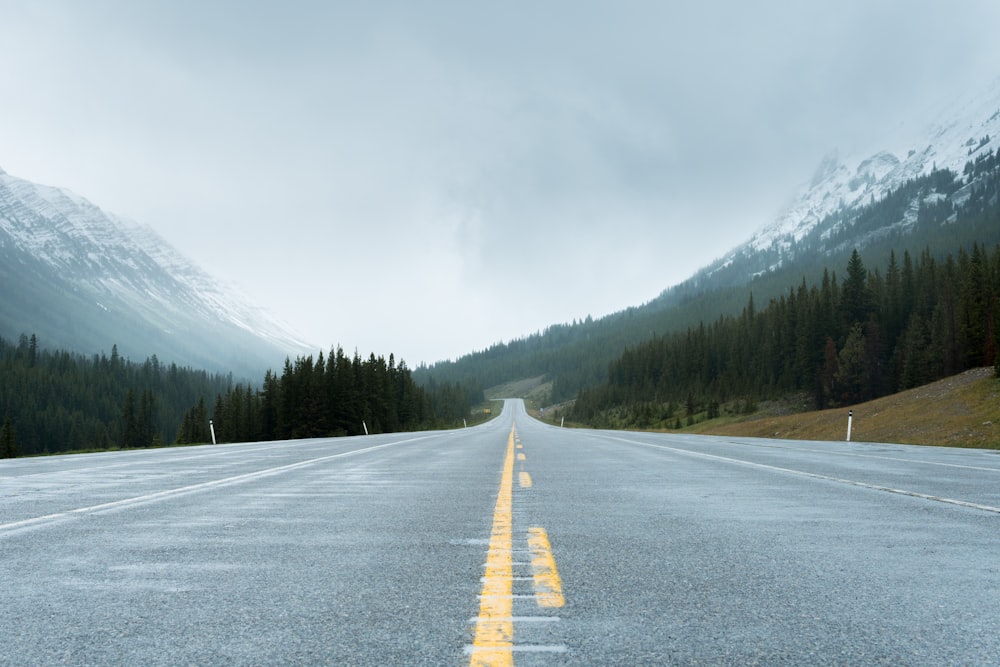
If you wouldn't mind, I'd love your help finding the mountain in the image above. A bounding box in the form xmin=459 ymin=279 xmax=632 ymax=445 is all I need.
xmin=686 ymin=76 xmax=1000 ymax=294
xmin=0 ymin=166 xmax=313 ymax=377
xmin=417 ymin=76 xmax=1000 ymax=401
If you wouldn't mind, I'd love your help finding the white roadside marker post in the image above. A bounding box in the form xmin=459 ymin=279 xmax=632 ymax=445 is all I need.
xmin=209 ymin=419 xmax=217 ymax=445
xmin=362 ymin=420 xmax=369 ymax=436
xmin=846 ymin=410 xmax=853 ymax=442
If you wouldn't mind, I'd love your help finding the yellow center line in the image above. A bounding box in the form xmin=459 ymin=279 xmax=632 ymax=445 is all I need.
xmin=469 ymin=427 xmax=517 ymax=666
xmin=518 ymin=471 xmax=533 ymax=488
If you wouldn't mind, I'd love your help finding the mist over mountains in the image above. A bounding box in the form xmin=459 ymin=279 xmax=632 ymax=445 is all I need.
xmin=668 ymin=76 xmax=1000 ymax=299
xmin=0 ymin=166 xmax=312 ymax=377
xmin=417 ymin=76 xmax=1000 ymax=399
xmin=3 ymin=76 xmax=999 ymax=394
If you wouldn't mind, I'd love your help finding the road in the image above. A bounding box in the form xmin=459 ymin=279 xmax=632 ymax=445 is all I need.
xmin=1 ymin=399 xmax=999 ymax=665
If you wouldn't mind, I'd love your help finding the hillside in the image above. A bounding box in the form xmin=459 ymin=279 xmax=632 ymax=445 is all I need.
xmin=685 ymin=367 xmax=999 ymax=449
xmin=418 ymin=157 xmax=1000 ymax=402
xmin=416 ymin=78 xmax=1000 ymax=402
xmin=0 ymin=165 xmax=312 ymax=378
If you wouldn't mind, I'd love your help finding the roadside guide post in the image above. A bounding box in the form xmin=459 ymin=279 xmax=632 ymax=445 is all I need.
xmin=846 ymin=410 xmax=853 ymax=442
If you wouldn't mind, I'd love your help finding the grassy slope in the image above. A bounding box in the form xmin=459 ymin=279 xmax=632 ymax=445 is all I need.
xmin=686 ymin=367 xmax=1000 ymax=448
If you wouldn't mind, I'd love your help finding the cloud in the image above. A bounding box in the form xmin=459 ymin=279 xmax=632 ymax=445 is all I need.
xmin=2 ymin=0 xmax=1000 ymax=365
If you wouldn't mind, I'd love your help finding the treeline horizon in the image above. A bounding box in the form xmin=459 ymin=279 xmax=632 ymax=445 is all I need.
xmin=0 ymin=336 xmax=480 ymax=458
xmin=177 ymin=346 xmax=482 ymax=444
xmin=572 ymin=241 xmax=1000 ymax=429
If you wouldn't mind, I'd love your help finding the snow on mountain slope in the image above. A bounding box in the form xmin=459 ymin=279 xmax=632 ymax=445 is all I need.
xmin=117 ymin=217 xmax=313 ymax=351
xmin=0 ymin=165 xmax=312 ymax=368
xmin=747 ymin=76 xmax=1000 ymax=255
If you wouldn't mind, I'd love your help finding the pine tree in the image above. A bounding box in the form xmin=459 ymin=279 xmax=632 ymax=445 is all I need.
xmin=181 ymin=396 xmax=211 ymax=443
xmin=836 ymin=324 xmax=866 ymax=404
xmin=260 ymin=369 xmax=280 ymax=440
xmin=139 ymin=389 xmax=156 ymax=447
xmin=28 ymin=334 xmax=37 ymax=368
xmin=842 ymin=249 xmax=871 ymax=328
xmin=121 ymin=389 xmax=139 ymax=448
xmin=1 ymin=417 xmax=18 ymax=458
xmin=212 ymin=394 xmax=226 ymax=442
xmin=958 ymin=244 xmax=988 ymax=367
xmin=819 ymin=337 xmax=839 ymax=408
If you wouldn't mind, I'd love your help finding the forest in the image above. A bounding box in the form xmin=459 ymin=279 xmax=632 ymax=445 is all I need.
xmin=176 ymin=347 xmax=481 ymax=444
xmin=571 ymin=242 xmax=1000 ymax=429
xmin=0 ymin=336 xmax=480 ymax=458
xmin=0 ymin=336 xmax=232 ymax=457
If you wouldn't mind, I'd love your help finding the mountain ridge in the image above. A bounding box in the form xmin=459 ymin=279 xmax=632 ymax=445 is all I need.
xmin=0 ymin=166 xmax=313 ymax=376
xmin=720 ymin=75 xmax=1000 ymax=279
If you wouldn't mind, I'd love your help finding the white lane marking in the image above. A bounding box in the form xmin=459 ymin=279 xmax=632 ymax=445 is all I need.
xmin=620 ymin=436 xmax=1000 ymax=472
xmin=0 ymin=435 xmax=440 ymax=534
xmin=824 ymin=449 xmax=1000 ymax=473
xmin=0 ymin=440 xmax=329 ymax=479
xmin=2 ymin=429 xmax=476 ymax=480
xmin=464 ymin=645 xmax=568 ymax=654
xmin=605 ymin=435 xmax=1000 ymax=515
xmin=601 ymin=429 xmax=1000 ymax=475
xmin=710 ymin=437 xmax=1000 ymax=474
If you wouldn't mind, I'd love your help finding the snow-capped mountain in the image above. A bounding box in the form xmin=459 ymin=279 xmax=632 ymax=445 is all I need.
xmin=701 ymin=76 xmax=1000 ymax=284
xmin=0 ymin=165 xmax=313 ymax=375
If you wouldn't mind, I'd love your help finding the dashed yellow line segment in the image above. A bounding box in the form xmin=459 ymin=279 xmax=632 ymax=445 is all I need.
xmin=469 ymin=427 xmax=517 ymax=667
xmin=527 ymin=527 xmax=565 ymax=608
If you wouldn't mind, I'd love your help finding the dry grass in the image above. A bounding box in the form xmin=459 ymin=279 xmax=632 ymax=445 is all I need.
xmin=686 ymin=367 xmax=1000 ymax=448
xmin=484 ymin=375 xmax=548 ymax=401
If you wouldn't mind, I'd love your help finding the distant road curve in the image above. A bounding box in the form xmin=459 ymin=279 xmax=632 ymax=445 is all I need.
xmin=2 ymin=399 xmax=998 ymax=665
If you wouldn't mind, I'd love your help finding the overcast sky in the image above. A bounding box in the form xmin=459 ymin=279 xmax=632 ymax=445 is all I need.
xmin=2 ymin=2 xmax=999 ymax=366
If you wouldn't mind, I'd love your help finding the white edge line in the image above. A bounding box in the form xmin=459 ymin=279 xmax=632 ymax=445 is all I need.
xmin=0 ymin=435 xmax=440 ymax=533
xmin=606 ymin=435 xmax=1000 ymax=515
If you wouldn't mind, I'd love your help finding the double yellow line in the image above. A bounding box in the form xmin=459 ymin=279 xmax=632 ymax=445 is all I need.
xmin=469 ymin=426 xmax=565 ymax=666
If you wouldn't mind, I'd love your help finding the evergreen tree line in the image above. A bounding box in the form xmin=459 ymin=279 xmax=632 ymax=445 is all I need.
xmin=572 ymin=242 xmax=1000 ymax=429
xmin=0 ymin=335 xmax=482 ymax=458
xmin=0 ymin=334 xmax=234 ymax=457
xmin=176 ymin=346 xmax=482 ymax=444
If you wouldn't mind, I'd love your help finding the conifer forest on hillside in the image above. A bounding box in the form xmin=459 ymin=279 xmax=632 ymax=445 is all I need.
xmin=572 ymin=243 xmax=1000 ymax=429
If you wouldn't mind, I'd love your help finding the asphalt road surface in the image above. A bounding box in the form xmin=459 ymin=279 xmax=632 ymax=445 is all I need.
xmin=2 ymin=399 xmax=999 ymax=665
